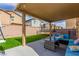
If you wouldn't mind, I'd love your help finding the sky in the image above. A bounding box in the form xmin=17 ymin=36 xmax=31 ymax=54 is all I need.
xmin=0 ymin=3 xmax=16 ymax=11
xmin=0 ymin=3 xmax=66 ymax=28
xmin=52 ymin=20 xmax=66 ymax=29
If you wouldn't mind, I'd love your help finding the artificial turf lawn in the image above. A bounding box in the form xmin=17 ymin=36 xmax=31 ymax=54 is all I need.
xmin=0 ymin=34 xmax=49 ymax=50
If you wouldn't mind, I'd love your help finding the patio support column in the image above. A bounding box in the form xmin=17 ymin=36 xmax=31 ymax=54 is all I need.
xmin=54 ymin=25 xmax=55 ymax=30
xmin=22 ymin=13 xmax=26 ymax=47
xmin=49 ymin=22 xmax=52 ymax=41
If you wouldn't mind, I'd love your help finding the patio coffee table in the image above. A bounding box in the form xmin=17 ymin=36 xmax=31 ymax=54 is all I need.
xmin=44 ymin=38 xmax=69 ymax=51
xmin=44 ymin=40 xmax=59 ymax=51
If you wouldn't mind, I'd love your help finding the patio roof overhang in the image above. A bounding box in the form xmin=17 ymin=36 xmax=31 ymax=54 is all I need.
xmin=16 ymin=3 xmax=79 ymax=22
xmin=16 ymin=3 xmax=79 ymax=47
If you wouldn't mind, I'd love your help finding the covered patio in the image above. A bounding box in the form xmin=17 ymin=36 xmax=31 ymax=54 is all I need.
xmin=27 ymin=37 xmax=66 ymax=56
xmin=16 ymin=3 xmax=79 ymax=56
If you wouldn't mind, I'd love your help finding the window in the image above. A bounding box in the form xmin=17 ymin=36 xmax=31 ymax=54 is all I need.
xmin=10 ymin=16 xmax=14 ymax=18
xmin=10 ymin=16 xmax=14 ymax=21
xmin=34 ymin=20 xmax=36 ymax=24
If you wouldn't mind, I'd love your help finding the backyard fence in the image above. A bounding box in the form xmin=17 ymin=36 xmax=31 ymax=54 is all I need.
xmin=0 ymin=24 xmax=41 ymax=38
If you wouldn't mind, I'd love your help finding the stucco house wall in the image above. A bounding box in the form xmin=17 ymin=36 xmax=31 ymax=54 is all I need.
xmin=31 ymin=19 xmax=41 ymax=27
xmin=0 ymin=10 xmax=11 ymax=25
xmin=8 ymin=11 xmax=22 ymax=24
xmin=0 ymin=9 xmax=42 ymax=38
xmin=65 ymin=18 xmax=76 ymax=29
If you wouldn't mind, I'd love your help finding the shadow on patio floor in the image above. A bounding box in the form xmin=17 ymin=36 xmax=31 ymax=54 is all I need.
xmin=27 ymin=39 xmax=66 ymax=56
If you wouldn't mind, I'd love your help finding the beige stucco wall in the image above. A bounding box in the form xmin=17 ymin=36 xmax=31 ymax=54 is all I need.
xmin=0 ymin=10 xmax=43 ymax=38
xmin=65 ymin=18 xmax=76 ymax=29
xmin=76 ymin=18 xmax=79 ymax=37
xmin=8 ymin=12 xmax=22 ymax=24
xmin=0 ymin=10 xmax=11 ymax=25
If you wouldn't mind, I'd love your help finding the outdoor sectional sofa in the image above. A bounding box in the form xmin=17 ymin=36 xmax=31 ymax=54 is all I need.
xmin=44 ymin=33 xmax=69 ymax=51
xmin=44 ymin=33 xmax=79 ymax=56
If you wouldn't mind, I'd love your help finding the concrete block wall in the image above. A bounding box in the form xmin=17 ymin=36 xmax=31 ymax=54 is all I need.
xmin=1 ymin=24 xmax=41 ymax=38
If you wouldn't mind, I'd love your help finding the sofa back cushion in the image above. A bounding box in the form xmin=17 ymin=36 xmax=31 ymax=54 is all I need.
xmin=63 ymin=34 xmax=69 ymax=39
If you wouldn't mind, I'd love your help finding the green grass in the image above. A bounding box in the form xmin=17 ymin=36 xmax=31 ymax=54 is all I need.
xmin=16 ymin=34 xmax=49 ymax=43
xmin=0 ymin=34 xmax=49 ymax=51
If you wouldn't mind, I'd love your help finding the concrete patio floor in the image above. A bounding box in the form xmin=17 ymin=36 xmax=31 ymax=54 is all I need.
xmin=0 ymin=37 xmax=66 ymax=56
xmin=27 ymin=38 xmax=66 ymax=56
xmin=0 ymin=46 xmax=38 ymax=56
